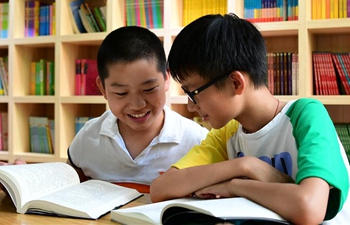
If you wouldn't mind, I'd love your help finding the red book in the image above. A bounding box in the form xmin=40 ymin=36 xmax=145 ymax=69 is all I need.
xmin=312 ymin=52 xmax=321 ymax=95
xmin=332 ymin=53 xmax=350 ymax=95
xmin=83 ymin=59 xmax=101 ymax=95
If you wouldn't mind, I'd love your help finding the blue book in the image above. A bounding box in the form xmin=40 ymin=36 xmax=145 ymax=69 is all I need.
xmin=69 ymin=0 xmax=86 ymax=33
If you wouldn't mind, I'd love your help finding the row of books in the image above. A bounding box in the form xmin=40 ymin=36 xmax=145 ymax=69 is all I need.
xmin=183 ymin=0 xmax=227 ymax=26
xmin=267 ymin=52 xmax=299 ymax=95
xmin=244 ymin=0 xmax=299 ymax=22
xmin=29 ymin=116 xmax=54 ymax=154
xmin=312 ymin=52 xmax=350 ymax=95
xmin=25 ymin=0 xmax=56 ymax=37
xmin=75 ymin=59 xmax=101 ymax=95
xmin=30 ymin=59 xmax=54 ymax=96
xmin=0 ymin=2 xmax=9 ymax=38
xmin=335 ymin=123 xmax=350 ymax=162
xmin=312 ymin=0 xmax=350 ymax=19
xmin=0 ymin=112 xmax=8 ymax=151
xmin=69 ymin=0 xmax=106 ymax=34
xmin=125 ymin=0 xmax=164 ymax=28
xmin=0 ymin=57 xmax=8 ymax=96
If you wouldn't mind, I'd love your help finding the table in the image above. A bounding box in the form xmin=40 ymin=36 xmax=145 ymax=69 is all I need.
xmin=0 ymin=191 xmax=152 ymax=225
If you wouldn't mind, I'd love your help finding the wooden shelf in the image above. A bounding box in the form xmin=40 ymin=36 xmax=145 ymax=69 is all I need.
xmin=0 ymin=0 xmax=348 ymax=163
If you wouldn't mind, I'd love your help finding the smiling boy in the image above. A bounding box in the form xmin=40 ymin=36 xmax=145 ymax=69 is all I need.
xmin=66 ymin=26 xmax=208 ymax=193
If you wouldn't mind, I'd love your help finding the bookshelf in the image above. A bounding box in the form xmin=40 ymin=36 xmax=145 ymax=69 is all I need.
xmin=0 ymin=0 xmax=349 ymax=163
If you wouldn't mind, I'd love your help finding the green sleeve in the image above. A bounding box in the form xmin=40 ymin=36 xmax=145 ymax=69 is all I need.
xmin=287 ymin=98 xmax=349 ymax=219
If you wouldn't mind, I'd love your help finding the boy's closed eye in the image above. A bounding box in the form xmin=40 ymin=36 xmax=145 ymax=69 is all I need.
xmin=144 ymin=85 xmax=159 ymax=93
xmin=114 ymin=86 xmax=159 ymax=96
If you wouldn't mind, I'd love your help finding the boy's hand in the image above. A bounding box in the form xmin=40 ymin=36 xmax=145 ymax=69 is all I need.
xmin=194 ymin=180 xmax=236 ymax=199
xmin=0 ymin=158 xmax=27 ymax=166
xmin=242 ymin=156 xmax=294 ymax=183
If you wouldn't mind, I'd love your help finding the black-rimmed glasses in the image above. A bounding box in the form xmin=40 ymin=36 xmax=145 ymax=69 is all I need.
xmin=181 ymin=73 xmax=230 ymax=104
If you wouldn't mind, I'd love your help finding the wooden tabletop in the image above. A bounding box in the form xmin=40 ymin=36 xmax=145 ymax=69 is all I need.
xmin=0 ymin=190 xmax=152 ymax=225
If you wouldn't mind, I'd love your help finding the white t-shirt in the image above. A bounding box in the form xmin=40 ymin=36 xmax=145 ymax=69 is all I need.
xmin=68 ymin=106 xmax=208 ymax=185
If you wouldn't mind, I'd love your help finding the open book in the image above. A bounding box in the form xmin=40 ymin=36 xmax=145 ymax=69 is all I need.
xmin=0 ymin=162 xmax=142 ymax=219
xmin=111 ymin=197 xmax=290 ymax=225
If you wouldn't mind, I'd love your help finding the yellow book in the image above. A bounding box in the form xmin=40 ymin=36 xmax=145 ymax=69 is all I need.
xmin=321 ymin=0 xmax=326 ymax=19
xmin=52 ymin=2 xmax=56 ymax=35
xmin=339 ymin=0 xmax=343 ymax=18
xmin=341 ymin=0 xmax=347 ymax=18
xmin=316 ymin=0 xmax=322 ymax=19
xmin=30 ymin=62 xmax=36 ymax=95
xmin=221 ymin=0 xmax=227 ymax=14
xmin=334 ymin=0 xmax=339 ymax=18
xmin=330 ymin=0 xmax=335 ymax=18
xmin=182 ymin=0 xmax=188 ymax=26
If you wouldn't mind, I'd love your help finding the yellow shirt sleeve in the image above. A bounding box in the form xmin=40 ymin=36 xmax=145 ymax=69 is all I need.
xmin=172 ymin=119 xmax=239 ymax=169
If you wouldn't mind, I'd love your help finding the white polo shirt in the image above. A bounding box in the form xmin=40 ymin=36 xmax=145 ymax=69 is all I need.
xmin=68 ymin=106 xmax=208 ymax=185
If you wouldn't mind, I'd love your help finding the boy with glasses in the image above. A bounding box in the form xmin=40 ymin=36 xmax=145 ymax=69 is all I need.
xmin=150 ymin=13 xmax=350 ymax=224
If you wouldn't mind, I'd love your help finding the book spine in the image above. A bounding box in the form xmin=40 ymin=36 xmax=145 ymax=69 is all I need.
xmin=92 ymin=7 xmax=106 ymax=31
xmin=81 ymin=59 xmax=86 ymax=95
xmin=1 ymin=112 xmax=8 ymax=150
xmin=83 ymin=3 xmax=101 ymax=32
xmin=75 ymin=59 xmax=82 ymax=95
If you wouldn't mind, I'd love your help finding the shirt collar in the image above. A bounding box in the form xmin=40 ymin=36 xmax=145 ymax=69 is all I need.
xmin=100 ymin=106 xmax=182 ymax=144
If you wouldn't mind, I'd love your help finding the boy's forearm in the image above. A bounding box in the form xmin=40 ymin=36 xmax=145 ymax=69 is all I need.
xmin=150 ymin=159 xmax=247 ymax=202
xmin=232 ymin=177 xmax=329 ymax=225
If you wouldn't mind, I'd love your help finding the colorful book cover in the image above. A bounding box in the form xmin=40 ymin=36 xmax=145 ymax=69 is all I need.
xmin=46 ymin=61 xmax=54 ymax=95
xmin=83 ymin=3 xmax=101 ymax=32
xmin=69 ymin=0 xmax=86 ymax=33
xmin=84 ymin=59 xmax=101 ymax=95
xmin=92 ymin=7 xmax=106 ymax=31
xmin=78 ymin=4 xmax=94 ymax=32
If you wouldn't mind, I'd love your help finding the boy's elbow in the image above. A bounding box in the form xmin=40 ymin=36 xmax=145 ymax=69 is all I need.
xmin=288 ymin=195 xmax=326 ymax=225
xmin=150 ymin=177 xmax=164 ymax=202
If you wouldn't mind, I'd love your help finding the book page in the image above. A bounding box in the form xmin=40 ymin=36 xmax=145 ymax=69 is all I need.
xmin=161 ymin=197 xmax=287 ymax=222
xmin=24 ymin=180 xmax=142 ymax=219
xmin=111 ymin=198 xmax=198 ymax=224
xmin=0 ymin=162 xmax=79 ymax=210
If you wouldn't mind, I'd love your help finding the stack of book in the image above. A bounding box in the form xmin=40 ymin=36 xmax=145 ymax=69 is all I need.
xmin=312 ymin=52 xmax=350 ymax=95
xmin=69 ymin=0 xmax=106 ymax=34
xmin=75 ymin=59 xmax=101 ymax=95
xmin=312 ymin=0 xmax=350 ymax=19
xmin=267 ymin=52 xmax=299 ymax=95
xmin=0 ymin=2 xmax=9 ymax=38
xmin=244 ymin=0 xmax=299 ymax=22
xmin=30 ymin=59 xmax=54 ymax=96
xmin=124 ymin=0 xmax=164 ymax=28
xmin=0 ymin=56 xmax=8 ymax=96
xmin=24 ymin=0 xmax=56 ymax=37
xmin=182 ymin=0 xmax=227 ymax=26
xmin=335 ymin=123 xmax=350 ymax=162
xmin=29 ymin=117 xmax=54 ymax=154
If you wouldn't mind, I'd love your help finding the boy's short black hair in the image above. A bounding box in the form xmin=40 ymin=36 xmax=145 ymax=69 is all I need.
xmin=97 ymin=26 xmax=166 ymax=86
xmin=168 ymin=13 xmax=267 ymax=89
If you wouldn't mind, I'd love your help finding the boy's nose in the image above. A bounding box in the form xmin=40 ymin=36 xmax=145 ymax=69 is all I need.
xmin=187 ymin=99 xmax=198 ymax=112
xmin=129 ymin=96 xmax=146 ymax=110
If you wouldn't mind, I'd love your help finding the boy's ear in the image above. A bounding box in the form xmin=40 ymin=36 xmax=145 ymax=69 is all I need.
xmin=96 ymin=76 xmax=107 ymax=99
xmin=229 ymin=71 xmax=245 ymax=95
xmin=164 ymin=71 xmax=170 ymax=92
